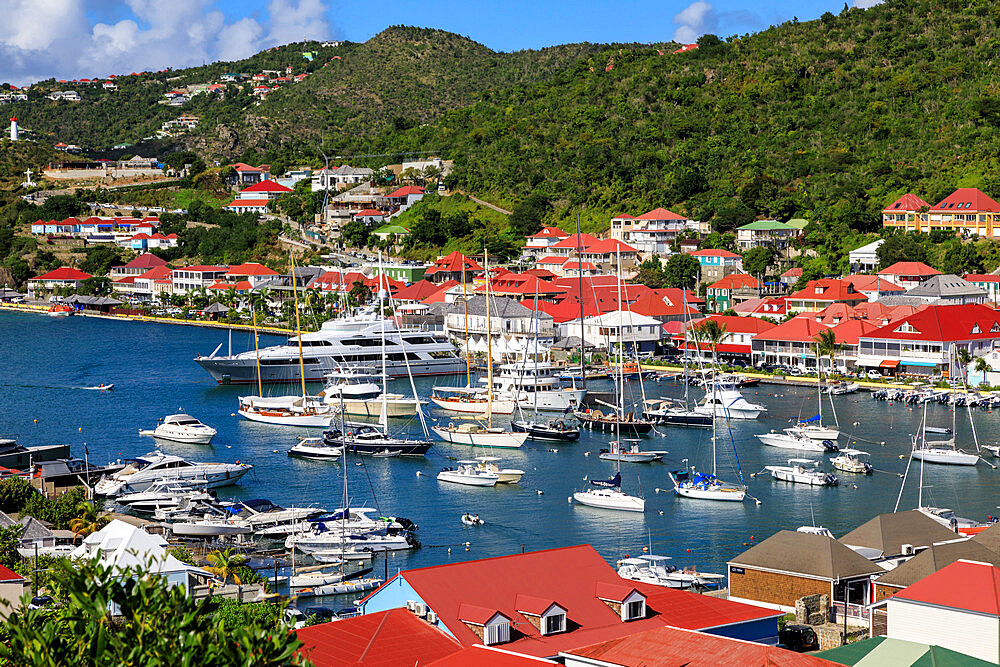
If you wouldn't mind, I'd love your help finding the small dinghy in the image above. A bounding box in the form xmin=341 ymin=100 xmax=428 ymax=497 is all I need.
xmin=461 ymin=513 xmax=485 ymax=526
xmin=372 ymin=449 xmax=402 ymax=458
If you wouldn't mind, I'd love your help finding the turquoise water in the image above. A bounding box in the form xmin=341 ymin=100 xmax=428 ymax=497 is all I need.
xmin=3 ymin=310 xmax=999 ymax=582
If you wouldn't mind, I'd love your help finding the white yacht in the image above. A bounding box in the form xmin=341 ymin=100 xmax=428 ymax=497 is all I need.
xmin=756 ymin=429 xmax=839 ymax=452
xmin=285 ymin=529 xmax=413 ymax=553
xmin=831 ymin=449 xmax=873 ymax=474
xmin=322 ymin=370 xmax=424 ymax=417
xmin=573 ymin=472 xmax=645 ymax=512
xmin=139 ymin=414 xmax=218 ymax=445
xmin=617 ymin=555 xmax=725 ymax=589
xmin=437 ymin=461 xmax=500 ymax=487
xmin=115 ymin=480 xmax=214 ymax=513
xmin=599 ymin=440 xmax=661 ymax=463
xmin=481 ymin=361 xmax=586 ymax=412
xmin=288 ymin=437 xmax=343 ymax=461
xmin=695 ymin=384 xmax=766 ymax=420
xmin=237 ymin=395 xmax=334 ymax=427
xmin=94 ymin=451 xmax=252 ymax=496
xmin=765 ymin=459 xmax=839 ymax=486
xmin=911 ymin=441 xmax=980 ymax=466
xmin=432 ymin=422 xmax=528 ymax=448
xmin=430 ymin=386 xmax=516 ymax=415
xmin=788 ymin=423 xmax=841 ymax=441
xmin=474 ymin=456 xmax=523 ymax=484
xmin=195 ymin=312 xmax=465 ymax=384
xmin=170 ymin=514 xmax=253 ymax=538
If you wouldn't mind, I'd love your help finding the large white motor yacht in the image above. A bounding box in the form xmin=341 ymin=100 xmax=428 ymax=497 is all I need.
xmin=694 ymin=384 xmax=766 ymax=420
xmin=93 ymin=451 xmax=253 ymax=496
xmin=139 ymin=414 xmax=217 ymax=445
xmin=481 ymin=361 xmax=586 ymax=412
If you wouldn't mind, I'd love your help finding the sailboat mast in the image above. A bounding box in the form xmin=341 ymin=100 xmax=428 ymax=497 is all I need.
xmin=532 ymin=280 xmax=540 ymax=420
xmin=251 ymin=297 xmax=263 ymax=397
xmin=576 ymin=213 xmax=586 ymax=389
xmin=484 ymin=248 xmax=493 ymax=428
xmin=615 ymin=249 xmax=624 ymax=447
xmin=462 ymin=262 xmax=471 ymax=388
xmin=711 ymin=338 xmax=717 ymax=477
xmin=290 ymin=252 xmax=307 ymax=399
xmin=816 ymin=341 xmax=823 ymax=425
xmin=379 ymin=251 xmax=389 ymax=435
xmin=682 ymin=287 xmax=690 ymax=407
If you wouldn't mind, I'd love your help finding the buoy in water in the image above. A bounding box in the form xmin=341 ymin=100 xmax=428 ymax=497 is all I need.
xmin=78 ymin=427 xmax=82 ymax=431
xmin=33 ymin=419 xmax=36 ymax=424
xmin=567 ymin=496 xmax=573 ymax=503
xmin=536 ymin=490 xmax=543 ymax=495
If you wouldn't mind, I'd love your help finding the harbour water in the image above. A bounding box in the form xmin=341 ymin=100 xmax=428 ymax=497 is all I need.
xmin=4 ymin=310 xmax=1000 ymax=582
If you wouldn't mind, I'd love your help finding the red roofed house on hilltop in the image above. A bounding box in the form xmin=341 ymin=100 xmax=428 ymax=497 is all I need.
xmin=225 ymin=199 xmax=271 ymax=215
xmin=928 ymin=188 xmax=1000 ymax=237
xmin=357 ymin=545 xmax=783 ymax=659
xmin=546 ymin=233 xmax=601 ymax=259
xmin=878 ymin=261 xmax=942 ymax=291
xmin=424 ymin=252 xmax=483 ymax=284
xmin=705 ymin=274 xmax=763 ymax=312
xmin=688 ymin=249 xmax=744 ymax=284
xmin=227 ymin=162 xmax=268 ymax=185
xmin=110 ymin=253 xmax=168 ymax=280
xmin=386 ymin=185 xmax=426 ymax=211
xmin=353 ymin=208 xmax=385 ymax=224
xmin=881 ymin=193 xmax=931 ymax=233
xmin=609 ymin=208 xmax=708 ymax=255
xmin=779 ymin=267 xmax=802 ymax=288
xmin=522 ymin=227 xmax=570 ymax=260
xmin=883 ymin=559 xmax=1000 ymax=663
xmin=236 ymin=179 xmax=293 ymax=200
xmin=855 ymin=303 xmax=1000 ymax=377
xmin=785 ymin=279 xmax=868 ymax=314
xmin=27 ymin=267 xmax=92 ymax=297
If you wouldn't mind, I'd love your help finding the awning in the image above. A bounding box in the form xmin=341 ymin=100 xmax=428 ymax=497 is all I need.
xmin=879 ymin=360 xmax=900 ymax=368
xmin=903 ymin=361 xmax=938 ymax=367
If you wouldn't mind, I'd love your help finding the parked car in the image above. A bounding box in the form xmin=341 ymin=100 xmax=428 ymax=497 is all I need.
xmin=778 ymin=624 xmax=818 ymax=652
xmin=28 ymin=595 xmax=53 ymax=610
xmin=866 ymin=370 xmax=883 ymax=380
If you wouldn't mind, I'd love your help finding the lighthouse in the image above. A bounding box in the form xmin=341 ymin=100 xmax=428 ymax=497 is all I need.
xmin=9 ymin=117 xmax=17 ymax=142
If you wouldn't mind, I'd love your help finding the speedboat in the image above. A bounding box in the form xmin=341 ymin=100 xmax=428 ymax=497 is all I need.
xmin=170 ymin=514 xmax=253 ymax=538
xmin=286 ymin=529 xmax=415 ymax=553
xmin=756 ymin=429 xmax=839 ymax=452
xmin=115 ymin=480 xmax=215 ymax=513
xmin=94 ymin=451 xmax=252 ymax=496
xmin=323 ymin=371 xmax=425 ymax=417
xmin=237 ymin=395 xmax=333 ymax=427
xmin=432 ymin=422 xmax=527 ymax=448
xmin=227 ymin=498 xmax=326 ymax=535
xmin=918 ymin=506 xmax=988 ymax=531
xmin=139 ymin=414 xmax=217 ymax=445
xmin=827 ymin=382 xmax=860 ymax=395
xmin=695 ymin=385 xmax=766 ymax=420
xmin=288 ymin=437 xmax=343 ymax=461
xmin=642 ymin=399 xmax=711 ymax=427
xmin=599 ymin=440 xmax=661 ymax=463
xmin=911 ymin=442 xmax=979 ymax=466
xmin=323 ymin=425 xmax=433 ymax=456
xmin=511 ymin=418 xmax=581 ymax=441
xmin=617 ymin=555 xmax=725 ymax=589
xmin=573 ymin=472 xmax=645 ymax=512
xmin=830 ymin=449 xmax=873 ymax=474
xmin=764 ymin=459 xmax=839 ymax=486
xmin=437 ymin=461 xmax=500 ymax=487
xmin=473 ymin=456 xmax=523 ymax=484
xmin=430 ymin=386 xmax=515 ymax=415
xmin=669 ymin=468 xmax=746 ymax=502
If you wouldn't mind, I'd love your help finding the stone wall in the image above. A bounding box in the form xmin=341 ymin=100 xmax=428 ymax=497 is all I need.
xmin=795 ymin=593 xmax=830 ymax=626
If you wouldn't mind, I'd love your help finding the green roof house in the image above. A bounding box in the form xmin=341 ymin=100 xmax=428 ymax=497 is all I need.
xmin=817 ymin=636 xmax=993 ymax=666
xmin=736 ymin=219 xmax=799 ymax=250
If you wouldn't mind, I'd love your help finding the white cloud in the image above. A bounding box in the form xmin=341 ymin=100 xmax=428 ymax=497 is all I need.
xmin=673 ymin=1 xmax=715 ymax=44
xmin=0 ymin=0 xmax=335 ymax=85
xmin=853 ymin=0 xmax=885 ymax=8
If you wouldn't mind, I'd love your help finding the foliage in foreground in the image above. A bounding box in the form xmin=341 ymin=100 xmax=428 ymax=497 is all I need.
xmin=0 ymin=558 xmax=304 ymax=667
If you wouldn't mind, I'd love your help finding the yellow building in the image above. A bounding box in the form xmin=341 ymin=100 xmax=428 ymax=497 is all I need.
xmin=882 ymin=189 xmax=1000 ymax=237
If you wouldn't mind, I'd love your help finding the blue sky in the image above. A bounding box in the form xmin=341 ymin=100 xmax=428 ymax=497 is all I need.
xmin=2 ymin=0 xmax=870 ymax=85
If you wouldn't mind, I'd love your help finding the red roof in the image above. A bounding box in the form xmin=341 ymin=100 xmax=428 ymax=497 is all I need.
xmin=477 ymin=273 xmax=568 ymax=296
xmin=787 ymin=279 xmax=867 ymax=303
xmin=780 ymin=267 xmax=803 ymax=278
xmin=929 ymin=188 xmax=1000 ymax=213
xmin=863 ymin=304 xmax=1000 ymax=343
xmin=524 ymin=268 xmax=557 ymax=279
xmin=733 ymin=297 xmax=786 ymax=317
xmin=550 ymin=233 xmax=600 ymax=250
xmin=637 ymin=207 xmax=687 ymax=221
xmin=421 ymin=283 xmax=460 ymax=304
xmin=122 ymin=253 xmax=166 ymax=270
xmin=388 ymin=185 xmax=426 ymax=198
xmin=583 ymin=238 xmax=638 ymax=254
xmin=295 ymin=608 xmax=462 ymax=667
xmin=227 ymin=263 xmax=278 ymax=277
xmin=688 ymin=315 xmax=776 ymax=335
xmin=965 ymin=274 xmax=1000 ymax=283
xmin=529 ymin=227 xmax=569 ymax=239
xmin=33 ymin=267 xmax=91 ymax=282
xmin=563 ymin=624 xmax=833 ymax=667
xmin=130 ymin=233 xmax=151 ymax=240
xmin=536 ymin=256 xmax=568 ymax=265
xmin=229 ymin=162 xmax=262 ymax=172
xmin=395 ymin=279 xmax=454 ymax=302
xmin=563 ymin=261 xmax=598 ymax=271
xmin=754 ymin=316 xmax=830 ymax=343
xmin=883 ymin=193 xmax=930 ymax=213
xmin=355 ymin=208 xmax=384 ymax=217
xmin=830 ymin=319 xmax=882 ymax=345
xmin=673 ymin=43 xmax=699 ymax=53
xmin=708 ymin=273 xmax=762 ymax=291
xmin=427 ymin=646 xmax=556 ymax=666
xmin=688 ymin=249 xmax=741 ymax=258
xmin=844 ymin=274 xmax=905 ymax=293
xmin=0 ymin=565 xmax=24 ymax=583
xmin=425 ymin=251 xmax=482 ymax=275
xmin=226 ymin=199 xmax=270 ymax=208
xmin=240 ymin=179 xmax=293 ymax=194
xmin=177 ymin=265 xmax=225 ymax=273
xmin=207 ymin=280 xmax=253 ymax=291
xmin=379 ymin=544 xmax=780 ymax=658
xmin=113 ymin=277 xmax=136 ymax=286
xmin=137 ymin=266 xmax=173 ymax=280
xmin=627 ymin=293 xmax=699 ymax=318
xmin=878 ymin=261 xmax=941 ymax=278
xmin=652 ymin=288 xmax=704 ymax=306
xmin=894 ymin=559 xmax=1000 ymax=617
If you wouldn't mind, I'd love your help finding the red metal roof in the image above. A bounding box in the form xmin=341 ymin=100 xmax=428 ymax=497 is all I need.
xmin=536 ymin=256 xmax=568 ymax=265
xmin=355 ymin=208 xmax=384 ymax=217
xmin=137 ymin=266 xmax=173 ymax=280
xmin=391 ymin=544 xmax=779 ymax=658
xmin=388 ymin=185 xmax=426 ymax=198
xmin=883 ymin=193 xmax=930 ymax=213
xmin=33 ymin=267 xmax=92 ymax=281
xmin=229 ymin=162 xmax=262 ymax=172
xmin=427 ymin=646 xmax=557 ymax=666
xmin=627 ymin=293 xmax=699 ymax=318
xmin=562 ymin=261 xmax=598 ymax=271
xmin=753 ymin=316 xmax=830 ymax=343
xmin=637 ymin=207 xmax=686 ymax=221
xmin=894 ymin=559 xmax=1000 ymax=617
xmin=844 ymin=274 xmax=905 ymax=293
xmin=930 ymin=188 xmax=1000 ymax=213
xmin=240 ymin=179 xmax=293 ymax=193
xmin=583 ymin=238 xmax=638 ymax=254
xmin=421 ymin=282 xmax=461 ymax=304
xmin=425 ymin=251 xmax=483 ymax=275
xmin=294 ymin=608 xmax=462 ymax=667
xmin=965 ymin=274 xmax=1000 ymax=283
xmin=708 ymin=273 xmax=762 ymax=290
xmin=787 ymin=279 xmax=867 ymax=303
xmin=562 ymin=624 xmax=834 ymax=667
xmin=550 ymin=233 xmax=600 ymax=250
xmin=528 ymin=227 xmax=569 ymax=239
xmin=878 ymin=261 xmax=941 ymax=277
xmin=226 ymin=199 xmax=269 ymax=208
xmin=780 ymin=267 xmax=803 ymax=278
xmin=122 ymin=253 xmax=167 ymax=269
xmin=395 ymin=279 xmax=453 ymax=302
xmin=226 ymin=263 xmax=278 ymax=277
xmin=524 ymin=268 xmax=557 ymax=279
xmin=861 ymin=304 xmax=1000 ymax=343
xmin=477 ymin=273 xmax=568 ymax=296
xmin=685 ymin=315 xmax=776 ymax=335
xmin=830 ymin=319 xmax=881 ymax=345
xmin=176 ymin=265 xmax=226 ymax=272
xmin=652 ymin=288 xmax=704 ymax=306
xmin=0 ymin=565 xmax=24 ymax=583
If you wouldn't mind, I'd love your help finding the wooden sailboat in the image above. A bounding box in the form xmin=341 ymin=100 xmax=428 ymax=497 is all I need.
xmin=432 ymin=249 xmax=527 ymax=449
xmin=238 ymin=253 xmax=333 ymax=427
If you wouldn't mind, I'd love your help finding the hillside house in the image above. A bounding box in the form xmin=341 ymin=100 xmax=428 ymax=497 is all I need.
xmin=705 ymin=274 xmax=762 ymax=312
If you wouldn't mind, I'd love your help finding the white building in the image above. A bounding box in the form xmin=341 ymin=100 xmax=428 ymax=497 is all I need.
xmin=444 ymin=296 xmax=555 ymax=347
xmin=172 ymin=266 xmax=227 ymax=294
xmin=848 ymin=239 xmax=884 ymax=272
xmin=582 ymin=310 xmax=662 ymax=354
xmin=311 ymin=166 xmax=373 ymax=191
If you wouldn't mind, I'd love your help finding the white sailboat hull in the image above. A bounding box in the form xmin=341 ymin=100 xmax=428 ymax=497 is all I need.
xmin=790 ymin=425 xmax=840 ymax=440
xmin=599 ymin=452 xmax=659 ymax=463
xmin=911 ymin=448 xmax=979 ymax=466
xmin=431 ymin=427 xmax=527 ymax=448
xmin=675 ymin=484 xmax=746 ymax=502
xmin=429 ymin=396 xmax=516 ymax=415
xmin=171 ymin=522 xmax=252 ymax=537
xmin=342 ymin=396 xmax=421 ymax=417
xmin=695 ymin=404 xmax=763 ymax=420
xmin=238 ymin=409 xmax=333 ymax=427
xmin=573 ymin=489 xmax=645 ymax=512
xmin=765 ymin=467 xmax=835 ymax=485
xmin=756 ymin=433 xmax=830 ymax=451
xmin=513 ymin=389 xmax=587 ymax=412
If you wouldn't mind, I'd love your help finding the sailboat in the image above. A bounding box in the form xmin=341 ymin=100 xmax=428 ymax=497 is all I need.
xmin=573 ymin=471 xmax=645 ymax=512
xmin=432 ymin=248 xmax=528 ymax=449
xmin=788 ymin=354 xmax=840 ymax=440
xmin=911 ymin=348 xmax=980 ymax=466
xmin=238 ymin=256 xmax=334 ymax=427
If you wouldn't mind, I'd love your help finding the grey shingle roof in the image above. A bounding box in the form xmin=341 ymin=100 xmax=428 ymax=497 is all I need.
xmin=729 ymin=530 xmax=885 ymax=579
xmin=876 ymin=539 xmax=1000 ymax=588
xmin=839 ymin=510 xmax=961 ymax=557
xmin=906 ymin=274 xmax=988 ymax=299
xmin=462 ymin=295 xmax=536 ymax=319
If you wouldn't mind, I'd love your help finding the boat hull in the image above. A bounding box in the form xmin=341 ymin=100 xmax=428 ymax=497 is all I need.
xmin=196 ymin=355 xmax=466 ymax=384
xmin=756 ymin=433 xmax=830 ymax=451
xmin=511 ymin=421 xmax=580 ymax=441
xmin=573 ymin=489 xmax=645 ymax=512
xmin=645 ymin=412 xmax=712 ymax=427
xmin=911 ymin=449 xmax=979 ymax=466
xmin=791 ymin=425 xmax=840 ymax=440
xmin=511 ymin=389 xmax=587 ymax=412
xmin=431 ymin=427 xmax=527 ymax=448
xmin=429 ymin=397 xmax=516 ymax=415
xmin=599 ymin=452 xmax=659 ymax=463
xmin=96 ymin=466 xmax=251 ymax=496
xmin=766 ymin=468 xmax=838 ymax=486
xmin=171 ymin=522 xmax=252 ymax=537
xmin=437 ymin=471 xmax=498 ymax=486
xmin=341 ymin=398 xmax=420 ymax=417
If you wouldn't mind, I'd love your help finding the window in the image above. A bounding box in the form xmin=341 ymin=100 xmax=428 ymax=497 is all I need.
xmin=484 ymin=619 xmax=510 ymax=645
xmin=544 ymin=613 xmax=565 ymax=634
xmin=626 ymin=600 xmax=645 ymax=620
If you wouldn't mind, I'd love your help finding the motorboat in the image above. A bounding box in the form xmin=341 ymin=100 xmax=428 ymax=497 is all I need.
xmin=827 ymin=381 xmax=860 ymax=395
xmin=641 ymin=399 xmax=711 ymax=428
xmin=473 ymin=456 xmax=523 ymax=484
xmin=286 ymin=529 xmax=415 ymax=553
xmin=432 ymin=422 xmax=527 ymax=449
xmin=227 ymin=499 xmax=327 ymax=535
xmin=47 ymin=303 xmax=73 ymax=317
xmin=94 ymin=451 xmax=252 ymax=496
xmin=312 ymin=548 xmax=375 ymax=563
xmin=237 ymin=395 xmax=334 ymax=427
xmin=511 ymin=418 xmax=581 ymax=441
xmin=430 ymin=386 xmax=515 ymax=415
xmin=322 ymin=371 xmax=425 ymax=417
xmin=288 ymin=437 xmax=343 ymax=461
xmin=599 ymin=440 xmax=661 ymax=463
xmin=195 ymin=310 xmax=465 ymax=384
xmin=573 ymin=409 xmax=654 ymax=435
xmin=764 ymin=459 xmax=839 ymax=486
xmin=323 ymin=425 xmax=433 ymax=456
xmin=918 ymin=506 xmax=987 ymax=531
xmin=288 ymin=565 xmax=347 ymax=588
xmin=787 ymin=422 xmax=840 ymax=441
xmin=139 ymin=414 xmax=217 ymax=445
xmin=309 ymin=577 xmax=383 ymax=596
xmin=437 ymin=461 xmax=500 ymax=487
xmin=481 ymin=361 xmax=586 ymax=412
xmin=695 ymin=384 xmax=766 ymax=420
xmin=170 ymin=514 xmax=253 ymax=538
xmin=617 ymin=555 xmax=726 ymax=590
xmin=911 ymin=441 xmax=979 ymax=466
xmin=573 ymin=472 xmax=645 ymax=512
xmin=461 ymin=513 xmax=485 ymax=526
xmin=756 ymin=429 xmax=839 ymax=452
xmin=830 ymin=449 xmax=873 ymax=474
xmin=115 ymin=480 xmax=215 ymax=513
xmin=321 ymin=369 xmax=382 ymax=401
xmin=669 ymin=468 xmax=746 ymax=502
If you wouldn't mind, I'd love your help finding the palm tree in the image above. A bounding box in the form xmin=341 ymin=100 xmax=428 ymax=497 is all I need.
xmin=68 ymin=502 xmax=108 ymax=542
xmin=694 ymin=319 xmax=728 ymax=370
xmin=204 ymin=548 xmax=248 ymax=585
xmin=956 ymin=348 xmax=973 ymax=388
xmin=975 ymin=356 xmax=992 ymax=388
xmin=813 ymin=328 xmax=843 ymax=381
